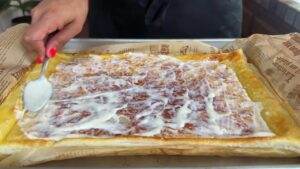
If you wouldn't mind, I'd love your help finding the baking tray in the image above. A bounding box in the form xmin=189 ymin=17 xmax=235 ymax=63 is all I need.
xmin=62 ymin=38 xmax=234 ymax=52
xmin=42 ymin=38 xmax=299 ymax=169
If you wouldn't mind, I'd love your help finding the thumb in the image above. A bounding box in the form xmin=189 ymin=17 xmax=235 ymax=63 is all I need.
xmin=46 ymin=21 xmax=83 ymax=55
xmin=23 ymin=13 xmax=62 ymax=61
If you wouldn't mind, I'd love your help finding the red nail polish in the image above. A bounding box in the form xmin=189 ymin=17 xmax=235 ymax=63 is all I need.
xmin=35 ymin=56 xmax=43 ymax=64
xmin=48 ymin=48 xmax=57 ymax=58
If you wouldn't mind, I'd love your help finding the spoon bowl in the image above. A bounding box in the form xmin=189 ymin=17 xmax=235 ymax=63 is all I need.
xmin=23 ymin=58 xmax=53 ymax=112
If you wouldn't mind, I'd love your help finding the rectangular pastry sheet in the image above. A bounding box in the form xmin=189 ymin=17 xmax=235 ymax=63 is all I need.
xmin=0 ymin=49 xmax=299 ymax=166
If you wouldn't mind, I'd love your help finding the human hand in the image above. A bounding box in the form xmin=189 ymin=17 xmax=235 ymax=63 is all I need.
xmin=22 ymin=0 xmax=89 ymax=63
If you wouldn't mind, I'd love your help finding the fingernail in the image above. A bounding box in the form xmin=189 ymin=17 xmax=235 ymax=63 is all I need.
xmin=35 ymin=56 xmax=43 ymax=64
xmin=48 ymin=48 xmax=57 ymax=58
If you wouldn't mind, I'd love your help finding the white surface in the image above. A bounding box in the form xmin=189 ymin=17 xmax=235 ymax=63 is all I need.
xmin=293 ymin=0 xmax=300 ymax=3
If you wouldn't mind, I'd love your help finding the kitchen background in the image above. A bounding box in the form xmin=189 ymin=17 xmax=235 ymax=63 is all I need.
xmin=0 ymin=0 xmax=300 ymax=37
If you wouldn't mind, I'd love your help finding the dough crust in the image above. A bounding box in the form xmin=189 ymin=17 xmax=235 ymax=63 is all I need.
xmin=0 ymin=50 xmax=299 ymax=166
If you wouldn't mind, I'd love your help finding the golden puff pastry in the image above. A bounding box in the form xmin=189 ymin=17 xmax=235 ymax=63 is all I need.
xmin=0 ymin=49 xmax=299 ymax=166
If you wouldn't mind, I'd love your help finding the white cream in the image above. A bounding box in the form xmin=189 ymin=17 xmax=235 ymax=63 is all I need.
xmin=137 ymin=115 xmax=164 ymax=136
xmin=17 ymin=53 xmax=273 ymax=140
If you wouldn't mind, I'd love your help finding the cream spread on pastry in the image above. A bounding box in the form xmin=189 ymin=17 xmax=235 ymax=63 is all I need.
xmin=16 ymin=53 xmax=272 ymax=140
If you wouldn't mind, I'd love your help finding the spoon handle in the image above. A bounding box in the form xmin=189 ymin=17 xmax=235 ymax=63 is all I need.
xmin=39 ymin=31 xmax=57 ymax=77
xmin=40 ymin=57 xmax=49 ymax=77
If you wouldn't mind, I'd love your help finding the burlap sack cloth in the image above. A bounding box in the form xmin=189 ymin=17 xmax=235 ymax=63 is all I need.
xmin=0 ymin=24 xmax=299 ymax=165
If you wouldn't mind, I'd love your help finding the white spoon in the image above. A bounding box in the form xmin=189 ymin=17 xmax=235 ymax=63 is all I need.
xmin=23 ymin=57 xmax=53 ymax=112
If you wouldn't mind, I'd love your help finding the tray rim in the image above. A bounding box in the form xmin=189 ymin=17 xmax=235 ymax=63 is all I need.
xmin=62 ymin=38 xmax=235 ymax=52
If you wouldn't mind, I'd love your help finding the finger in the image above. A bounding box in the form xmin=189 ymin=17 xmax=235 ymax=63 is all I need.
xmin=46 ymin=21 xmax=83 ymax=55
xmin=30 ymin=0 xmax=51 ymax=24
xmin=31 ymin=10 xmax=43 ymax=24
xmin=26 ymin=14 xmax=62 ymax=41
xmin=22 ymin=28 xmax=45 ymax=58
xmin=23 ymin=39 xmax=45 ymax=57
xmin=30 ymin=6 xmax=44 ymax=24
xmin=23 ymin=13 xmax=64 ymax=59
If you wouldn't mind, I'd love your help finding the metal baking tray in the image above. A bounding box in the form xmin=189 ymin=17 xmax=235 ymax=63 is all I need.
xmin=62 ymin=38 xmax=234 ymax=52
xmin=48 ymin=38 xmax=299 ymax=169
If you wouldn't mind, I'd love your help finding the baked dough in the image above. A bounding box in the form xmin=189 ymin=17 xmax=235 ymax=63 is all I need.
xmin=0 ymin=49 xmax=299 ymax=166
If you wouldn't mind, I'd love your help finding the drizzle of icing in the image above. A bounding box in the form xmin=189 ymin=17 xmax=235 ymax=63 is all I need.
xmin=16 ymin=53 xmax=273 ymax=140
